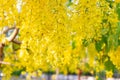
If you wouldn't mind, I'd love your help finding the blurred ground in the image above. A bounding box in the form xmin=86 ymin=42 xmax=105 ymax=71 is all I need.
xmin=9 ymin=74 xmax=120 ymax=80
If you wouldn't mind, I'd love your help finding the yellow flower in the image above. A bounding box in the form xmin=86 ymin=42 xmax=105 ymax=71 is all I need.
xmin=95 ymin=76 xmax=99 ymax=80
xmin=106 ymin=70 xmax=113 ymax=78
xmin=115 ymin=0 xmax=120 ymax=3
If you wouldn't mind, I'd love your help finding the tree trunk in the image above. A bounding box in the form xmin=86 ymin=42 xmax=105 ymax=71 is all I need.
xmin=78 ymin=69 xmax=82 ymax=80
xmin=47 ymin=71 xmax=51 ymax=80
xmin=56 ymin=68 xmax=59 ymax=80
xmin=0 ymin=43 xmax=4 ymax=66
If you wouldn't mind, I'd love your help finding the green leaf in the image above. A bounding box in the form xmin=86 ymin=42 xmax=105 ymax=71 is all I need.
xmin=116 ymin=3 xmax=120 ymax=20
xmin=106 ymin=35 xmax=113 ymax=53
xmin=66 ymin=0 xmax=73 ymax=7
xmin=116 ymin=22 xmax=120 ymax=35
xmin=72 ymin=40 xmax=76 ymax=49
xmin=104 ymin=58 xmax=116 ymax=71
xmin=4 ymin=43 xmax=13 ymax=55
xmin=82 ymin=39 xmax=89 ymax=47
xmin=13 ymin=43 xmax=20 ymax=51
xmin=95 ymin=40 xmax=103 ymax=52
xmin=113 ymin=22 xmax=120 ymax=49
xmin=95 ymin=35 xmax=108 ymax=52
xmin=113 ymin=34 xmax=119 ymax=50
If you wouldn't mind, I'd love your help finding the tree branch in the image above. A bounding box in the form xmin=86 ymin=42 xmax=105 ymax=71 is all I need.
xmin=0 ymin=43 xmax=4 ymax=66
xmin=13 ymin=39 xmax=22 ymax=44
xmin=1 ymin=27 xmax=21 ymax=44
xmin=0 ymin=61 xmax=11 ymax=65
xmin=0 ymin=43 xmax=4 ymax=60
xmin=2 ymin=26 xmax=15 ymax=34
xmin=0 ymin=26 xmax=20 ymax=66
xmin=6 ymin=28 xmax=19 ymax=42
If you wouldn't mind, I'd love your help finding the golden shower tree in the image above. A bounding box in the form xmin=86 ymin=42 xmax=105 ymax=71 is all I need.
xmin=0 ymin=0 xmax=120 ymax=79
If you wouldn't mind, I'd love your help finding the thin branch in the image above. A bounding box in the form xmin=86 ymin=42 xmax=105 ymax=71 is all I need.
xmin=0 ymin=43 xmax=4 ymax=62
xmin=0 ymin=61 xmax=11 ymax=65
xmin=13 ymin=39 xmax=22 ymax=44
xmin=2 ymin=27 xmax=15 ymax=34
xmin=6 ymin=28 xmax=19 ymax=42
xmin=2 ymin=26 xmax=21 ymax=44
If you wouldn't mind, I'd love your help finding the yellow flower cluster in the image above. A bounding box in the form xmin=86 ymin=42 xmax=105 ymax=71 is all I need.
xmin=106 ymin=70 xmax=113 ymax=78
xmin=109 ymin=46 xmax=120 ymax=70
xmin=0 ymin=0 xmax=119 ymax=79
